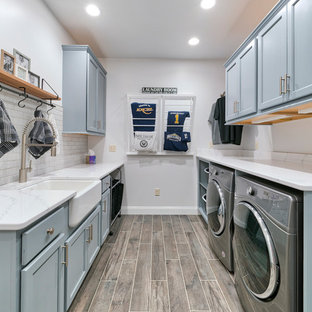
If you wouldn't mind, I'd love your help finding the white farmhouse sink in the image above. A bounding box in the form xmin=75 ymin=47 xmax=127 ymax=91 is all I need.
xmin=24 ymin=179 xmax=101 ymax=227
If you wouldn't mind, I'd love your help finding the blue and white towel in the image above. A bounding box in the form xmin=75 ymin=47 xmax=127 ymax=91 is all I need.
xmin=131 ymin=102 xmax=156 ymax=132
xmin=0 ymin=99 xmax=20 ymax=158
xmin=134 ymin=131 xmax=157 ymax=152
xmin=28 ymin=110 xmax=54 ymax=159
xmin=167 ymin=111 xmax=190 ymax=133
xmin=163 ymin=131 xmax=191 ymax=152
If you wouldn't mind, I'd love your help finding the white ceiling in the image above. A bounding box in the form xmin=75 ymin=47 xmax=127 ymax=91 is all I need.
xmin=43 ymin=0 xmax=278 ymax=60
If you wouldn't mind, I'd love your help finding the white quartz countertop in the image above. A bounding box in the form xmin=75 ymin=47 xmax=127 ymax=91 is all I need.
xmin=46 ymin=162 xmax=124 ymax=180
xmin=197 ymin=152 xmax=312 ymax=191
xmin=0 ymin=162 xmax=124 ymax=231
xmin=0 ymin=190 xmax=75 ymax=230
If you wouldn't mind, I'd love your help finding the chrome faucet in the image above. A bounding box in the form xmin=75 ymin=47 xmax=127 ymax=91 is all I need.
xmin=19 ymin=117 xmax=57 ymax=183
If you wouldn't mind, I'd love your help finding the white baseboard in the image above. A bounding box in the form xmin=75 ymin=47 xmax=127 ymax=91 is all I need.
xmin=121 ymin=206 xmax=199 ymax=215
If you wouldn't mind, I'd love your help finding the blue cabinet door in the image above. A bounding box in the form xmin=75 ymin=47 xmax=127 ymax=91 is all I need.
xmin=86 ymin=206 xmax=101 ymax=268
xmin=65 ymin=224 xmax=87 ymax=310
xmin=87 ymin=54 xmax=98 ymax=132
xmin=226 ymin=59 xmax=240 ymax=121
xmin=238 ymin=40 xmax=257 ymax=118
xmin=101 ymin=189 xmax=111 ymax=245
xmin=21 ymin=234 xmax=66 ymax=312
xmin=288 ymin=0 xmax=312 ymax=101
xmin=97 ymin=69 xmax=106 ymax=134
xmin=258 ymin=7 xmax=287 ymax=110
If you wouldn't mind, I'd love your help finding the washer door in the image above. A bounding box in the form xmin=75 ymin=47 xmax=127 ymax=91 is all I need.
xmin=234 ymin=202 xmax=279 ymax=300
xmin=207 ymin=179 xmax=226 ymax=236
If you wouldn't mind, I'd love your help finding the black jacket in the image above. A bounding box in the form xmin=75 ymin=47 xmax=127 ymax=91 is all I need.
xmin=214 ymin=96 xmax=243 ymax=145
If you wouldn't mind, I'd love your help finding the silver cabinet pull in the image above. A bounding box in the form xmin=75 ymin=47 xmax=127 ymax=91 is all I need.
xmin=62 ymin=245 xmax=68 ymax=267
xmin=90 ymin=224 xmax=93 ymax=241
xmin=280 ymin=76 xmax=286 ymax=95
xmin=285 ymin=74 xmax=290 ymax=93
xmin=103 ymin=201 xmax=107 ymax=213
xmin=86 ymin=226 xmax=91 ymax=243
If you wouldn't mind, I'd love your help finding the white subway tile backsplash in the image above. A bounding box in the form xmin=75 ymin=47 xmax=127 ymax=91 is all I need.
xmin=0 ymin=91 xmax=88 ymax=186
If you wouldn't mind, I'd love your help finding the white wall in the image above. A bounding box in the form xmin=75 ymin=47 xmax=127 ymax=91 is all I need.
xmin=88 ymin=58 xmax=227 ymax=213
xmin=0 ymin=0 xmax=88 ymax=185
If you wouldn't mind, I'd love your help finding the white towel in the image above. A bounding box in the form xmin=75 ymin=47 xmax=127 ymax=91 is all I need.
xmin=133 ymin=131 xmax=157 ymax=152
xmin=48 ymin=113 xmax=60 ymax=155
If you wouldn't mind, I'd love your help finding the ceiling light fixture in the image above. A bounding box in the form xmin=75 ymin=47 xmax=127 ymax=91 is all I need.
xmin=85 ymin=4 xmax=101 ymax=17
xmin=188 ymin=37 xmax=200 ymax=46
xmin=200 ymin=0 xmax=216 ymax=10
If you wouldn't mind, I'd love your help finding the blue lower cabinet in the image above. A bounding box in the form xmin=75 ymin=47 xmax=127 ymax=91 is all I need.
xmin=21 ymin=233 xmax=66 ymax=312
xmin=0 ymin=202 xmax=103 ymax=312
xmin=101 ymin=189 xmax=110 ymax=245
xmin=65 ymin=225 xmax=87 ymax=310
xmin=65 ymin=205 xmax=101 ymax=310
xmin=87 ymin=207 xmax=101 ymax=267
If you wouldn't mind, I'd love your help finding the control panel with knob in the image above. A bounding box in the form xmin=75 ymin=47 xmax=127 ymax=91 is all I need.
xmin=247 ymin=186 xmax=255 ymax=196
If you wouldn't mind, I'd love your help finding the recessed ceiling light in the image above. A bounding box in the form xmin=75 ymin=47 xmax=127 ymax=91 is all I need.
xmin=200 ymin=0 xmax=216 ymax=10
xmin=85 ymin=4 xmax=101 ymax=17
xmin=188 ymin=37 xmax=200 ymax=46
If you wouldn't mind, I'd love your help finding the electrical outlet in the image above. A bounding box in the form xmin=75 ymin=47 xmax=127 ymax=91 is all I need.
xmin=155 ymin=188 xmax=160 ymax=196
xmin=255 ymin=141 xmax=259 ymax=150
xmin=109 ymin=145 xmax=116 ymax=152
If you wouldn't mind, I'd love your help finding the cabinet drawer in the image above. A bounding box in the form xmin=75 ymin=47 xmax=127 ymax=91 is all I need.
xmin=102 ymin=175 xmax=111 ymax=193
xmin=22 ymin=206 xmax=67 ymax=266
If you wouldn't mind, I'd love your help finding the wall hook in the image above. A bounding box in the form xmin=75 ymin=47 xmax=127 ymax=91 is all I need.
xmin=17 ymin=87 xmax=28 ymax=108
xmin=35 ymin=100 xmax=43 ymax=111
xmin=47 ymin=104 xmax=55 ymax=114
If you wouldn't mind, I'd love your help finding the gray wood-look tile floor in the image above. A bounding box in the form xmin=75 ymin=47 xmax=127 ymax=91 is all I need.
xmin=69 ymin=215 xmax=244 ymax=312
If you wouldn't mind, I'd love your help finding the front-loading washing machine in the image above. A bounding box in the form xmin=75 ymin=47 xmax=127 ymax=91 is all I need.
xmin=206 ymin=163 xmax=235 ymax=272
xmin=233 ymin=175 xmax=303 ymax=312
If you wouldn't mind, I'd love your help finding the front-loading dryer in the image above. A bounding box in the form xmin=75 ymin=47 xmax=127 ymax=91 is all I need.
xmin=233 ymin=175 xmax=303 ymax=312
xmin=206 ymin=163 xmax=235 ymax=272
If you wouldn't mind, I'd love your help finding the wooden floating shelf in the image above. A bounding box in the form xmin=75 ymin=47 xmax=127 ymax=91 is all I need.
xmin=234 ymin=101 xmax=312 ymax=125
xmin=0 ymin=69 xmax=61 ymax=101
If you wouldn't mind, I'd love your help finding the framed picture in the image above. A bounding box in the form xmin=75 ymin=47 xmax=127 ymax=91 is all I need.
xmin=1 ymin=49 xmax=15 ymax=75
xmin=13 ymin=49 xmax=31 ymax=70
xmin=16 ymin=65 xmax=28 ymax=81
xmin=28 ymin=71 xmax=40 ymax=87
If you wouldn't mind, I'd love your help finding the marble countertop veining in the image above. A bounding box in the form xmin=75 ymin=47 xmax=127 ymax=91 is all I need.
xmin=0 ymin=190 xmax=75 ymax=230
xmin=197 ymin=152 xmax=312 ymax=191
xmin=0 ymin=162 xmax=124 ymax=231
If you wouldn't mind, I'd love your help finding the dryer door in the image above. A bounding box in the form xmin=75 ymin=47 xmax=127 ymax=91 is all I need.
xmin=207 ymin=179 xmax=226 ymax=236
xmin=234 ymin=201 xmax=280 ymax=300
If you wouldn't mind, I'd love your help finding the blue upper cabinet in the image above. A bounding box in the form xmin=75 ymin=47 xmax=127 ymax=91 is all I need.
xmin=97 ymin=69 xmax=107 ymax=134
xmin=288 ymin=0 xmax=312 ymax=101
xmin=226 ymin=59 xmax=240 ymax=121
xmin=239 ymin=40 xmax=257 ymax=117
xmin=258 ymin=6 xmax=288 ymax=110
xmin=62 ymin=45 xmax=107 ymax=136
xmin=87 ymin=54 xmax=99 ymax=133
xmin=226 ymin=40 xmax=257 ymax=122
xmin=225 ymin=0 xmax=312 ymax=124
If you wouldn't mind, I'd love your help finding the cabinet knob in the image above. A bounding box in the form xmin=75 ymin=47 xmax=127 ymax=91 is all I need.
xmin=46 ymin=227 xmax=55 ymax=235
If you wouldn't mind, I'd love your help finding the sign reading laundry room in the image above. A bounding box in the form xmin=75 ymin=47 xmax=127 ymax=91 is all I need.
xmin=142 ymin=87 xmax=178 ymax=94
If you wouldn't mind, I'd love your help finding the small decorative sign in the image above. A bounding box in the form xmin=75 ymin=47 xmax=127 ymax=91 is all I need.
xmin=142 ymin=87 xmax=178 ymax=94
